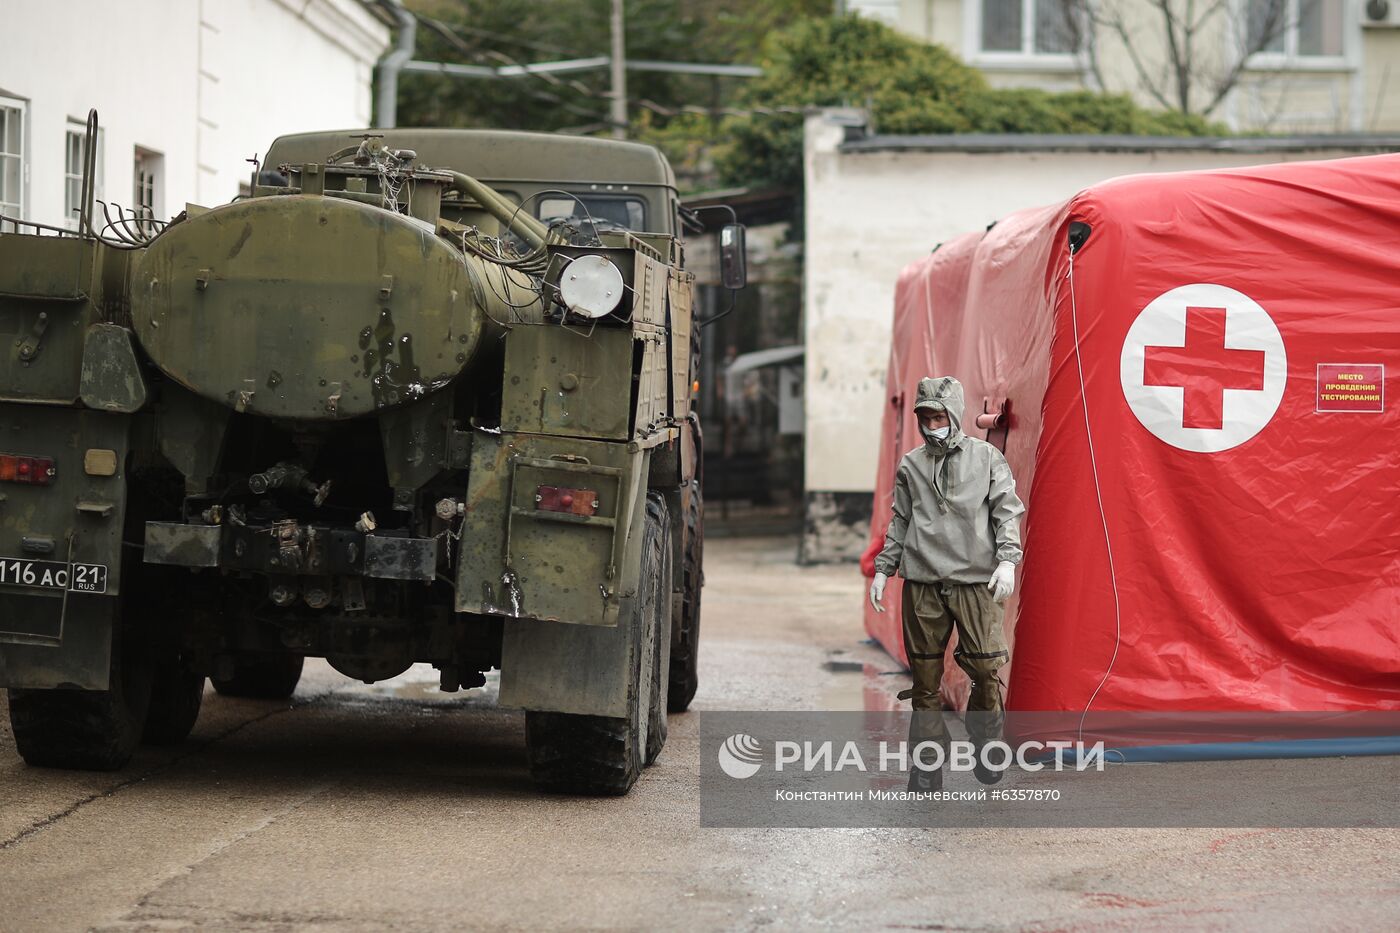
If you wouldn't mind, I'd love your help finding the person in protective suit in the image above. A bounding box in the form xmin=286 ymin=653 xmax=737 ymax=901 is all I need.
xmin=869 ymin=376 xmax=1025 ymax=792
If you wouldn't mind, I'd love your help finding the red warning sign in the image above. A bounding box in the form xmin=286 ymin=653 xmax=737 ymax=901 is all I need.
xmin=1316 ymin=363 xmax=1385 ymax=413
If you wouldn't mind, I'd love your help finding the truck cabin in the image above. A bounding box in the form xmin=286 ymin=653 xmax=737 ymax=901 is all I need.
xmin=260 ymin=128 xmax=681 ymax=245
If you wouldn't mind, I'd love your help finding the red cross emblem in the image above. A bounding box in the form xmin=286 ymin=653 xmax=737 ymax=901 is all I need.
xmin=1121 ymin=284 xmax=1285 ymax=453
xmin=1142 ymin=306 xmax=1267 ymax=430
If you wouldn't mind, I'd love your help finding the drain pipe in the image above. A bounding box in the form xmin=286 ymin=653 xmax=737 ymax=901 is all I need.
xmin=375 ymin=0 xmax=416 ymax=128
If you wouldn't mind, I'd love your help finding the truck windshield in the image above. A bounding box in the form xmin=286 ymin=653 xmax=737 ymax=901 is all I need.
xmin=538 ymin=195 xmax=646 ymax=233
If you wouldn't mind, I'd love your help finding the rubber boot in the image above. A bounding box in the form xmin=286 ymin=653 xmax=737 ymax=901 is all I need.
xmin=907 ymin=765 xmax=943 ymax=793
xmin=972 ymin=757 xmax=1004 ymax=785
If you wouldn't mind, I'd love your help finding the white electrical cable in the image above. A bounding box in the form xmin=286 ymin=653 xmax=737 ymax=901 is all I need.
xmin=1065 ymin=248 xmax=1124 ymax=747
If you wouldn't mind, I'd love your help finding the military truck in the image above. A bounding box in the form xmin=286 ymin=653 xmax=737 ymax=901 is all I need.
xmin=0 ymin=113 xmax=739 ymax=795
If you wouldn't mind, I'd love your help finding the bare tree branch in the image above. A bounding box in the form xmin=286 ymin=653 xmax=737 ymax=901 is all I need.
xmin=1152 ymin=0 xmax=1193 ymax=112
xmin=1190 ymin=0 xmax=1231 ymax=34
xmin=1065 ymin=0 xmax=1314 ymax=122
xmin=1067 ymin=0 xmax=1109 ymax=91
xmin=1183 ymin=0 xmax=1198 ymax=109
xmin=1088 ymin=0 xmax=1177 ymax=111
xmin=1201 ymin=0 xmax=1294 ymax=115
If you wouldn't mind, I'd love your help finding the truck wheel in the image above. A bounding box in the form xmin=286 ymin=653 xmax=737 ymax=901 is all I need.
xmin=211 ymin=653 xmax=303 ymax=699
xmin=667 ymin=482 xmax=703 ymax=712
xmin=646 ymin=494 xmax=674 ymax=765
xmin=526 ymin=494 xmax=671 ymax=794
xmin=7 ymin=632 xmax=154 ymax=772
xmin=142 ymin=655 xmax=205 ymax=745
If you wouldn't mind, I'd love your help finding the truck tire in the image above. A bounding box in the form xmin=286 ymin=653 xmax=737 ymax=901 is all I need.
xmin=7 ymin=632 xmax=154 ymax=772
xmin=211 ymin=653 xmax=303 ymax=699
xmin=526 ymin=494 xmax=671 ymax=794
xmin=667 ymin=481 xmax=703 ymax=712
xmin=645 ymin=494 xmax=674 ymax=765
xmin=142 ymin=655 xmax=205 ymax=746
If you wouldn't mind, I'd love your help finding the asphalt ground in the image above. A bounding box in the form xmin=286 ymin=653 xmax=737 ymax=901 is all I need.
xmin=1 ymin=535 xmax=1397 ymax=932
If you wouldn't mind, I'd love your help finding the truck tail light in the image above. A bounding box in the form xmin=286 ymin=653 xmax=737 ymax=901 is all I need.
xmin=0 ymin=454 xmax=56 ymax=486
xmin=535 ymin=485 xmax=598 ymax=516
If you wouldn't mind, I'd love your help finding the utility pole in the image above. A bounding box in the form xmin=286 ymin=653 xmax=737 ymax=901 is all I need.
xmin=609 ymin=0 xmax=627 ymax=139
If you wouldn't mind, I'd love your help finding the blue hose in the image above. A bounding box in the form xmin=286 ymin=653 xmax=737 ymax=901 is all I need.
xmin=1062 ymin=735 xmax=1400 ymax=764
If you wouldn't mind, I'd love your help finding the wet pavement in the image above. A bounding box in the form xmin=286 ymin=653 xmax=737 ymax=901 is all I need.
xmin=1 ymin=535 xmax=1398 ymax=931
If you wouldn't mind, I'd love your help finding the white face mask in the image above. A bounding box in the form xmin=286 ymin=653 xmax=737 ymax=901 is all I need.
xmin=924 ymin=425 xmax=950 ymax=441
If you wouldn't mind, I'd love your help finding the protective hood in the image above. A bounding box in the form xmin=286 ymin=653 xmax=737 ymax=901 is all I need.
xmin=913 ymin=376 xmax=965 ymax=448
xmin=873 ymin=371 xmax=1024 ymax=585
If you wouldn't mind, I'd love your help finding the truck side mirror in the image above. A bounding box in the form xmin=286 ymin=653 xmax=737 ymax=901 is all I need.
xmin=720 ymin=224 xmax=747 ymax=290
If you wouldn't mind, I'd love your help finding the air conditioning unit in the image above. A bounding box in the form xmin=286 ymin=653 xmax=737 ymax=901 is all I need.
xmin=1363 ymin=0 xmax=1400 ymax=27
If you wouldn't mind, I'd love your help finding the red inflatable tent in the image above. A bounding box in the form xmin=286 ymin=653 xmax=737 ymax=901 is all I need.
xmin=862 ymin=153 xmax=1400 ymax=716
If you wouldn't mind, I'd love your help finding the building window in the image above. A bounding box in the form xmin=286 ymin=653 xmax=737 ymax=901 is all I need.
xmin=63 ymin=128 xmax=82 ymax=228
xmin=1247 ymin=0 xmax=1345 ymax=60
xmin=63 ymin=120 xmax=102 ymax=230
xmin=979 ymin=0 xmax=1080 ymax=56
xmin=133 ymin=147 xmax=163 ymax=235
xmin=0 ymin=96 xmax=25 ymax=232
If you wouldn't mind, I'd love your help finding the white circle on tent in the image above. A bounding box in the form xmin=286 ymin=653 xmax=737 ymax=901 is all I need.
xmin=1119 ymin=283 xmax=1286 ymax=453
xmin=559 ymin=254 xmax=625 ymax=319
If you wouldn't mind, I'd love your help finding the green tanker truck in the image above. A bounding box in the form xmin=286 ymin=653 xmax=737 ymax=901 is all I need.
xmin=0 ymin=114 xmax=738 ymax=795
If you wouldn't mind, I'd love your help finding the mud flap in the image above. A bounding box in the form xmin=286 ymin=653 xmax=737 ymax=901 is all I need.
xmin=0 ymin=595 xmax=116 ymax=690
xmin=498 ymin=594 xmax=642 ymax=718
xmin=0 ymin=406 xmax=129 ymax=689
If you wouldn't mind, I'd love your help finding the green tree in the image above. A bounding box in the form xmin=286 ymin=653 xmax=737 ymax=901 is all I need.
xmin=715 ymin=14 xmax=1224 ymax=190
xmin=398 ymin=0 xmax=825 ymax=138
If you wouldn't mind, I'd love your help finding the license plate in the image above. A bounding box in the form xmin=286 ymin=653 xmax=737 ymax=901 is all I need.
xmin=0 ymin=558 xmax=108 ymax=594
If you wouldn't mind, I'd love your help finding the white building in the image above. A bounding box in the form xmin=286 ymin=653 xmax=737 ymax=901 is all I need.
xmin=0 ymin=0 xmax=389 ymax=233
xmin=846 ymin=0 xmax=1400 ymax=133
xmin=800 ymin=107 xmax=1400 ymax=561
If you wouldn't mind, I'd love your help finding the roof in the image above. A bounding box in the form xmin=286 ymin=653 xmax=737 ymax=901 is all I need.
xmin=682 ymin=187 xmax=797 ymax=227
xmin=840 ymin=133 xmax=1400 ymax=155
xmin=263 ymin=128 xmax=675 ymax=188
xmin=356 ymin=0 xmax=398 ymax=28
xmin=725 ymin=345 xmax=804 ymax=374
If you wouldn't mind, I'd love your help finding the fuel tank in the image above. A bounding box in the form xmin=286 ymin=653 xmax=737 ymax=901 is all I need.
xmin=130 ymin=195 xmax=485 ymax=420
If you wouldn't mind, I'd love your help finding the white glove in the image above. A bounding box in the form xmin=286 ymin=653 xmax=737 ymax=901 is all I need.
xmin=988 ymin=561 xmax=1015 ymax=602
xmin=869 ymin=572 xmax=888 ymax=612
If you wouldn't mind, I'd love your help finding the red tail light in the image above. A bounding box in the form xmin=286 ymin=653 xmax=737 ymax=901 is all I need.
xmin=0 ymin=454 xmax=56 ymax=486
xmin=535 ymin=485 xmax=598 ymax=516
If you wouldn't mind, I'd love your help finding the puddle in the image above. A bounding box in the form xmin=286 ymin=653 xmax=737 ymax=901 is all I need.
xmin=355 ymin=663 xmax=501 ymax=704
xmin=822 ymin=660 xmax=864 ymax=673
xmin=821 ymin=650 xmax=908 ymax=712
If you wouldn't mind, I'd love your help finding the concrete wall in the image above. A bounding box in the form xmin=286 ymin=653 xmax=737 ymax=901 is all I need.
xmin=0 ymin=0 xmax=387 ymax=230
xmin=801 ymin=107 xmax=1399 ymax=560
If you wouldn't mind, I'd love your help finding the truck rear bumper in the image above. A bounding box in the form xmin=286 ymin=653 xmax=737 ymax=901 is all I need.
xmin=143 ymin=521 xmax=440 ymax=583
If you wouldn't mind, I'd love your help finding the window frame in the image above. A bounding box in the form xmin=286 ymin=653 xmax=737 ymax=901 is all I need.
xmin=133 ymin=146 xmax=164 ymax=235
xmin=965 ymin=0 xmax=1084 ymax=70
xmin=0 ymin=94 xmax=28 ymax=232
xmin=63 ymin=119 xmax=103 ymax=231
xmin=1243 ymin=0 xmax=1352 ymax=72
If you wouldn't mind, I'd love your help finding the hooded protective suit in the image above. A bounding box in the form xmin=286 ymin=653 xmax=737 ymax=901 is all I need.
xmin=873 ymin=376 xmax=1024 ymax=584
xmin=872 ymin=376 xmax=1026 ymax=786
